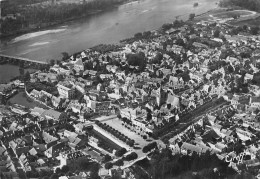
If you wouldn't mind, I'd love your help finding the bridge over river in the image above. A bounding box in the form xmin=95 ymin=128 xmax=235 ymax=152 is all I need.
xmin=0 ymin=54 xmax=48 ymax=65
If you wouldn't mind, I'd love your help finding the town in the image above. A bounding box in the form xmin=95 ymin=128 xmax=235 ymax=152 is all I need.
xmin=1 ymin=7 xmax=260 ymax=179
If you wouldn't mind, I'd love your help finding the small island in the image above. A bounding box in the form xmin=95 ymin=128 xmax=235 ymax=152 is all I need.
xmin=194 ymin=2 xmax=199 ymax=7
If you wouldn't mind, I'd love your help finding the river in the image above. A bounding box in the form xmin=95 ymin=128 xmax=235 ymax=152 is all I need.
xmin=0 ymin=0 xmax=218 ymax=62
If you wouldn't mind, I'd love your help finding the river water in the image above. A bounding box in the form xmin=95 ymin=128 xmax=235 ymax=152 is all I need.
xmin=0 ymin=0 xmax=218 ymax=62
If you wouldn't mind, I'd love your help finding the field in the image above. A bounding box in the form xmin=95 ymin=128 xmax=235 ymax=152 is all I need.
xmin=195 ymin=8 xmax=258 ymax=23
xmin=212 ymin=10 xmax=252 ymax=18
xmin=230 ymin=15 xmax=260 ymax=27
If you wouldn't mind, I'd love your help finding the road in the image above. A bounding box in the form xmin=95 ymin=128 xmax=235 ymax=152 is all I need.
xmin=160 ymin=100 xmax=230 ymax=141
xmin=83 ymin=100 xmax=229 ymax=170
xmin=83 ymin=114 xmax=152 ymax=169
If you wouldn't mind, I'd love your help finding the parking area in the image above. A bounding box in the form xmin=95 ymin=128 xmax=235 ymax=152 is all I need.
xmin=102 ymin=118 xmax=150 ymax=149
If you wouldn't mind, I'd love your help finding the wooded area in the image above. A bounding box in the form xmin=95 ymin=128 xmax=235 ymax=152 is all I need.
xmin=220 ymin=0 xmax=260 ymax=12
xmin=0 ymin=0 xmax=128 ymax=36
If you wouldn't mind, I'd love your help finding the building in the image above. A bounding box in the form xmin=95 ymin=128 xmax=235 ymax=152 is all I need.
xmin=41 ymin=109 xmax=65 ymax=121
xmin=250 ymin=97 xmax=260 ymax=108
xmin=0 ymin=84 xmax=13 ymax=95
xmin=88 ymin=90 xmax=107 ymax=101
xmin=45 ymin=142 xmax=67 ymax=158
xmin=57 ymin=84 xmax=75 ymax=99
xmin=95 ymin=101 xmax=111 ymax=114
xmin=154 ymin=87 xmax=168 ymax=106
xmin=120 ymin=107 xmax=145 ymax=120
xmin=74 ymin=58 xmax=84 ymax=72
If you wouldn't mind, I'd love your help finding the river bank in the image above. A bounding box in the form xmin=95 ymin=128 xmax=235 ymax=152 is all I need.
xmin=8 ymin=90 xmax=48 ymax=109
xmin=0 ymin=0 xmax=219 ymax=62
xmin=0 ymin=64 xmax=37 ymax=84
xmin=0 ymin=0 xmax=137 ymax=40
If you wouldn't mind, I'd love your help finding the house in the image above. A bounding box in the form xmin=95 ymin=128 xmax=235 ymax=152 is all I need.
xmin=40 ymin=90 xmax=52 ymax=98
xmin=57 ymin=84 xmax=75 ymax=99
xmin=0 ymin=84 xmax=13 ymax=95
xmin=51 ymin=96 xmax=62 ymax=108
xmin=169 ymin=143 xmax=181 ymax=154
xmin=41 ymin=109 xmax=64 ymax=121
xmin=74 ymin=59 xmax=84 ymax=72
xmin=31 ymin=107 xmax=45 ymax=117
xmin=100 ymin=74 xmax=113 ymax=80
xmin=69 ymin=102 xmax=82 ymax=114
xmin=106 ymin=65 xmax=118 ymax=73
xmin=181 ymin=142 xmax=202 ymax=154
xmin=30 ymin=89 xmax=41 ymax=99
xmin=250 ymin=97 xmax=260 ymax=108
xmin=120 ymin=107 xmax=145 ymax=120
xmin=132 ymin=118 xmax=149 ymax=132
xmin=88 ymin=90 xmax=107 ymax=102
xmin=83 ymin=70 xmax=97 ymax=77
xmin=166 ymin=93 xmax=180 ymax=107
xmin=95 ymin=101 xmax=111 ymax=114
xmin=45 ymin=142 xmax=67 ymax=158
xmin=169 ymin=76 xmax=185 ymax=89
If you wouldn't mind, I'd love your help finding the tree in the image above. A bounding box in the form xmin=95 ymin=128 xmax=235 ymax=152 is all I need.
xmin=214 ymin=29 xmax=221 ymax=38
xmin=50 ymin=59 xmax=55 ymax=66
xmin=232 ymin=14 xmax=240 ymax=19
xmin=147 ymin=112 xmax=152 ymax=121
xmin=55 ymin=167 xmax=61 ymax=174
xmin=134 ymin=32 xmax=143 ymax=39
xmin=19 ymin=67 xmax=24 ymax=76
xmin=39 ymin=169 xmax=53 ymax=178
xmin=26 ymin=170 xmax=39 ymax=178
xmin=143 ymin=142 xmax=157 ymax=153
xmin=56 ymin=60 xmax=62 ymax=65
xmin=24 ymin=71 xmax=31 ymax=82
xmin=50 ymin=173 xmax=59 ymax=179
xmin=173 ymin=20 xmax=184 ymax=28
xmin=176 ymin=38 xmax=185 ymax=46
xmin=114 ymin=159 xmax=124 ymax=166
xmin=126 ymin=53 xmax=146 ymax=71
xmin=243 ymin=25 xmax=248 ymax=31
xmin=189 ymin=13 xmax=195 ymax=21
xmin=57 ymin=74 xmax=64 ymax=81
xmin=127 ymin=140 xmax=135 ymax=147
xmin=125 ymin=152 xmax=138 ymax=161
xmin=162 ymin=23 xmax=173 ymax=31
xmin=105 ymin=162 xmax=113 ymax=170
xmin=61 ymin=165 xmax=70 ymax=174
xmin=103 ymin=154 xmax=112 ymax=163
xmin=143 ymin=31 xmax=152 ymax=38
xmin=251 ymin=26 xmax=259 ymax=35
xmin=61 ymin=52 xmax=69 ymax=61
xmin=115 ymin=148 xmax=127 ymax=157
xmin=152 ymin=53 xmax=163 ymax=64
xmin=252 ymin=72 xmax=260 ymax=86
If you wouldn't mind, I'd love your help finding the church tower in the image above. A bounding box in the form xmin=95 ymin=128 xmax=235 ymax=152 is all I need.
xmin=155 ymin=87 xmax=167 ymax=106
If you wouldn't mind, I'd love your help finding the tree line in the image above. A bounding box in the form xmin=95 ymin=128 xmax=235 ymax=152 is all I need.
xmin=135 ymin=148 xmax=255 ymax=179
xmin=219 ymin=0 xmax=260 ymax=12
xmin=0 ymin=0 xmax=128 ymax=35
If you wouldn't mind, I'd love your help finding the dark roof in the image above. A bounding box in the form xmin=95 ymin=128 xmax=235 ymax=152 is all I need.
xmin=6 ymin=148 xmax=16 ymax=158
xmin=202 ymin=129 xmax=221 ymax=142
xmin=52 ymin=142 xmax=66 ymax=152
xmin=46 ymin=140 xmax=58 ymax=149
xmin=16 ymin=146 xmax=30 ymax=157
